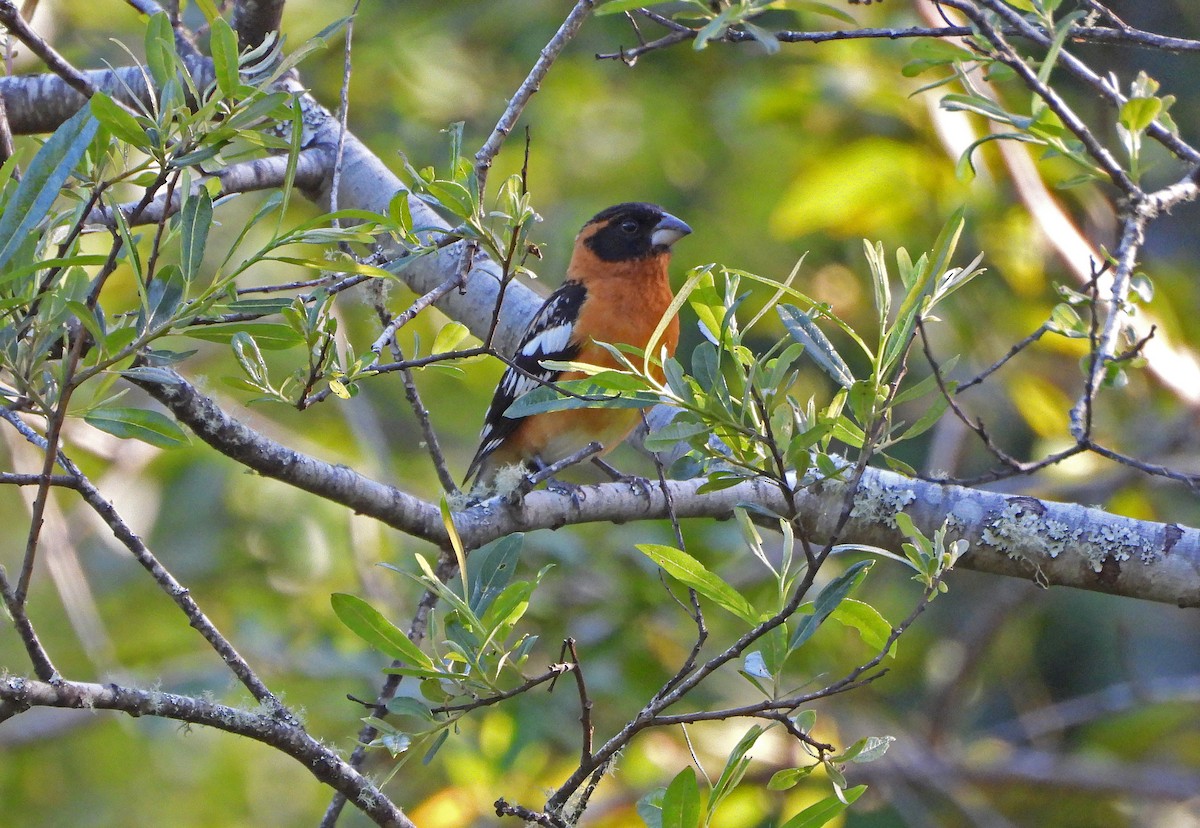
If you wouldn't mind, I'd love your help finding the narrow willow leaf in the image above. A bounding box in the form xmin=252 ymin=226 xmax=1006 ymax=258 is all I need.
xmin=637 ymin=544 xmax=757 ymax=625
xmin=144 ymin=13 xmax=178 ymax=90
xmin=777 ymin=305 xmax=854 ymax=388
xmin=83 ymin=407 xmax=189 ymax=448
xmin=789 ymin=560 xmax=873 ymax=652
xmin=330 ymin=593 xmax=435 ymax=669
xmin=209 ymin=16 xmax=240 ymax=98
xmin=0 ymin=107 xmax=98 ymax=272
xmin=90 ymin=92 xmax=148 ymax=148
xmin=440 ymin=496 xmax=470 ymax=604
xmin=707 ymin=724 xmax=764 ymax=818
xmin=179 ymin=188 xmax=213 ymax=282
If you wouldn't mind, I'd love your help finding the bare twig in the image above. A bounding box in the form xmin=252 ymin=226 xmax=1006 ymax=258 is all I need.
xmin=0 ymin=0 xmax=97 ymax=98
xmin=0 ymin=675 xmax=415 ymax=828
xmin=473 ymin=0 xmax=595 ymax=192
xmin=596 ymin=21 xmax=1200 ymax=63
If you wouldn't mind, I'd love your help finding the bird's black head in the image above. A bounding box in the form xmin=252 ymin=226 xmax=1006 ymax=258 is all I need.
xmin=580 ymin=202 xmax=692 ymax=263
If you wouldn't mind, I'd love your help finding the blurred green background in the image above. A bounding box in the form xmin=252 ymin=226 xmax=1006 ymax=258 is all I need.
xmin=3 ymin=1 xmax=1200 ymax=825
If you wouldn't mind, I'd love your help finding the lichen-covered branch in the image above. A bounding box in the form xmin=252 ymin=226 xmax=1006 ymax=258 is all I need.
xmin=0 ymin=676 xmax=416 ymax=828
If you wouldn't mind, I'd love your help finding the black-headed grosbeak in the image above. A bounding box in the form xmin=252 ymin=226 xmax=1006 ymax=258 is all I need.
xmin=465 ymin=202 xmax=692 ymax=490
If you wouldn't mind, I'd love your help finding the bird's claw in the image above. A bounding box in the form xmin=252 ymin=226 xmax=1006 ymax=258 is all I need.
xmin=545 ymin=477 xmax=587 ymax=507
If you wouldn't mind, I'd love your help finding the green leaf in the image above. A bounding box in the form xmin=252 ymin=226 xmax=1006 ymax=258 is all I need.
xmin=777 ymin=305 xmax=854 ymax=388
xmin=694 ymin=7 xmax=737 ymax=50
xmin=661 ymin=767 xmax=701 ymax=828
xmin=708 ymin=725 xmax=764 ymax=819
xmin=422 ymin=180 xmax=475 ymax=219
xmin=1119 ymin=96 xmax=1163 ymax=134
xmin=83 ymin=407 xmax=190 ymax=448
xmin=0 ymin=107 xmax=98 ymax=273
xmin=144 ymin=13 xmax=178 ymax=90
xmin=636 ymin=544 xmax=758 ymax=625
xmin=184 ymin=322 xmax=306 ymax=349
xmin=841 ymin=734 xmax=895 ymax=764
xmin=330 ymin=593 xmax=435 ymax=669
xmin=440 ymin=495 xmax=470 ymax=601
xmin=468 ymin=533 xmax=523 ymax=615
xmin=230 ymin=331 xmax=270 ymax=386
xmin=767 ymin=765 xmax=816 ymax=791
xmin=480 ymin=579 xmax=536 ymax=632
xmin=209 ymin=16 xmax=240 ymax=98
xmin=90 ymin=93 xmax=148 ymax=148
xmin=637 ymin=788 xmax=666 ymax=828
xmin=595 ymin=0 xmax=673 ymax=15
xmin=643 ymin=419 xmax=709 ymax=452
xmin=778 ymin=786 xmax=866 ymax=828
xmin=423 ymin=728 xmax=449 ymax=765
xmin=385 ymin=696 xmax=434 ymax=722
xmin=789 ymin=560 xmax=873 ymax=652
xmin=505 ymin=382 xmax=658 ymax=418
xmin=897 ymin=391 xmax=950 ymax=442
xmin=829 ymin=598 xmax=895 ymax=657
xmin=179 ymin=188 xmax=213 ymax=282
xmin=431 ymin=321 xmax=470 ymax=355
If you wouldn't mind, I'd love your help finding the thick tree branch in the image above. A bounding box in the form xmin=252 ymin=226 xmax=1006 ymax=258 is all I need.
xmin=231 ymin=0 xmax=285 ymax=50
xmin=85 ymin=148 xmax=330 ymax=227
xmin=123 ymin=368 xmax=1200 ymax=606
xmin=0 ymin=59 xmax=213 ymax=134
xmin=0 ymin=676 xmax=416 ymax=828
xmin=132 ymin=369 xmax=444 ymax=541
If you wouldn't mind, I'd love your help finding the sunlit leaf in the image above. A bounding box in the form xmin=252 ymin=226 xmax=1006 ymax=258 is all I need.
xmin=778 ymin=785 xmax=866 ymax=828
xmin=637 ymin=544 xmax=758 ymax=625
xmin=330 ymin=593 xmax=435 ymax=669
xmin=661 ymin=767 xmax=701 ymax=828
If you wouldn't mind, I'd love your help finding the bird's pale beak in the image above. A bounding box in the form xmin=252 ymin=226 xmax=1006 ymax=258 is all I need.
xmin=651 ymin=212 xmax=692 ymax=249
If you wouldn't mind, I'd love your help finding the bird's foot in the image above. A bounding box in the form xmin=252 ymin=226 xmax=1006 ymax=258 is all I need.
xmin=592 ymin=458 xmax=656 ymax=500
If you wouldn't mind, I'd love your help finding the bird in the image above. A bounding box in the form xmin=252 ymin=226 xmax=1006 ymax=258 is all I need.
xmin=465 ymin=202 xmax=692 ymax=492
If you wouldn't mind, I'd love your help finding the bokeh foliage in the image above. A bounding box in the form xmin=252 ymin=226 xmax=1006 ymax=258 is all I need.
xmin=3 ymin=1 xmax=1200 ymax=826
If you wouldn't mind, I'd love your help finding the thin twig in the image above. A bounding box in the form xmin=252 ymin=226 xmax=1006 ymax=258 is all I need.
xmin=565 ymin=638 xmax=594 ymax=765
xmin=474 ymin=0 xmax=595 ymax=193
xmin=431 ymin=662 xmax=574 ymax=715
xmin=0 ymin=0 xmax=97 ymax=98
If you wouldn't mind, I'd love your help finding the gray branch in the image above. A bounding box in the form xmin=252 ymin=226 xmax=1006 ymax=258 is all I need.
xmin=134 ymin=367 xmax=1200 ymax=607
xmin=5 ymin=61 xmax=1200 ymax=608
xmin=232 ymin=0 xmax=286 ymax=50
xmin=0 ymin=676 xmax=416 ymax=828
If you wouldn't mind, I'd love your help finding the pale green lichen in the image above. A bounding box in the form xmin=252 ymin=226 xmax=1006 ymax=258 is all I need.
xmin=846 ymin=479 xmax=916 ymax=529
xmin=979 ymin=501 xmax=1082 ymax=561
xmin=1081 ymin=521 xmax=1159 ymax=571
xmin=978 ymin=498 xmax=1161 ymax=573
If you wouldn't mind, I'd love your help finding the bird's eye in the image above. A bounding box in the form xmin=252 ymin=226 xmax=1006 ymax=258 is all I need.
xmin=620 ymin=220 xmax=638 ymax=234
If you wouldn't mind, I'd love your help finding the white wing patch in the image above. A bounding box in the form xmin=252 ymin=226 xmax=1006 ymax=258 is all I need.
xmin=465 ymin=279 xmax=589 ymax=483
xmin=520 ymin=324 xmax=574 ymax=361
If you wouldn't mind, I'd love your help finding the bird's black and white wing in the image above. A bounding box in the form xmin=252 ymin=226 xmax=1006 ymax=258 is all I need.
xmin=465 ymin=280 xmax=588 ymax=482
